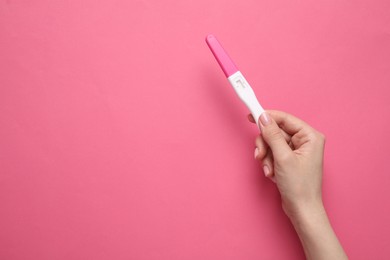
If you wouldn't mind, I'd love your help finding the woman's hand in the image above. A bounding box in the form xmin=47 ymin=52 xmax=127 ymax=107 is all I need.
xmin=249 ymin=110 xmax=348 ymax=260
xmin=249 ymin=110 xmax=325 ymax=220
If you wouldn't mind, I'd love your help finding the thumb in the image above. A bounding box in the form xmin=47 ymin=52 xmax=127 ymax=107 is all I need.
xmin=258 ymin=112 xmax=291 ymax=160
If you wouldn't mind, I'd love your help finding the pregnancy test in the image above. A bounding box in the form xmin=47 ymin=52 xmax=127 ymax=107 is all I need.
xmin=205 ymin=34 xmax=265 ymax=127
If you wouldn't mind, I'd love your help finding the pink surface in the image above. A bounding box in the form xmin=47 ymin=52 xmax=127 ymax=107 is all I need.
xmin=0 ymin=0 xmax=389 ymax=259
xmin=206 ymin=35 xmax=238 ymax=77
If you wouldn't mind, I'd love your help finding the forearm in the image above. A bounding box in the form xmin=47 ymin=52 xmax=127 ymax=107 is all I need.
xmin=290 ymin=203 xmax=348 ymax=260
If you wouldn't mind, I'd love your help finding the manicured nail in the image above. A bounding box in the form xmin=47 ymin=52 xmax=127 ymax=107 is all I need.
xmin=254 ymin=147 xmax=259 ymax=159
xmin=263 ymin=165 xmax=270 ymax=177
xmin=260 ymin=112 xmax=271 ymax=126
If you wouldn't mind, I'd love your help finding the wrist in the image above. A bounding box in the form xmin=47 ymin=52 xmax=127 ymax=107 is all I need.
xmin=286 ymin=200 xmax=348 ymax=260
xmin=287 ymin=199 xmax=326 ymax=227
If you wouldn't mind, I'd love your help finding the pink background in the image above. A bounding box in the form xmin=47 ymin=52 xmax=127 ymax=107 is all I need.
xmin=1 ymin=0 xmax=389 ymax=259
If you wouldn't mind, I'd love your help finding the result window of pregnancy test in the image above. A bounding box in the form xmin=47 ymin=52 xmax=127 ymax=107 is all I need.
xmin=236 ymin=79 xmax=246 ymax=89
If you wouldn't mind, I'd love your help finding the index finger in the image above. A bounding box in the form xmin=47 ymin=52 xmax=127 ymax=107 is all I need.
xmin=266 ymin=110 xmax=313 ymax=136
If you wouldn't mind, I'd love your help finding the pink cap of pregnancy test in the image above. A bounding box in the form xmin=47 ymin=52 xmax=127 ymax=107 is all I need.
xmin=206 ymin=34 xmax=238 ymax=77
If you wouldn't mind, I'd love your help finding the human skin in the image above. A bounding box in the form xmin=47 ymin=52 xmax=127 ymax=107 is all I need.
xmin=248 ymin=111 xmax=348 ymax=260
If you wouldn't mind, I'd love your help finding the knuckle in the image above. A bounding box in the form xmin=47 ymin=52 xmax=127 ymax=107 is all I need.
xmin=319 ymin=132 xmax=326 ymax=143
xmin=308 ymin=130 xmax=326 ymax=145
xmin=277 ymin=152 xmax=292 ymax=163
xmin=314 ymin=131 xmax=326 ymax=144
xmin=266 ymin=127 xmax=282 ymax=140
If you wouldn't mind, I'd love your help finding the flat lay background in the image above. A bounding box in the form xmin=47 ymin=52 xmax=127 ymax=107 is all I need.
xmin=1 ymin=0 xmax=389 ymax=259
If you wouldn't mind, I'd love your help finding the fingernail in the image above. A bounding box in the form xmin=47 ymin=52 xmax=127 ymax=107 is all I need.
xmin=263 ymin=165 xmax=270 ymax=177
xmin=260 ymin=112 xmax=271 ymax=126
xmin=254 ymin=147 xmax=259 ymax=159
